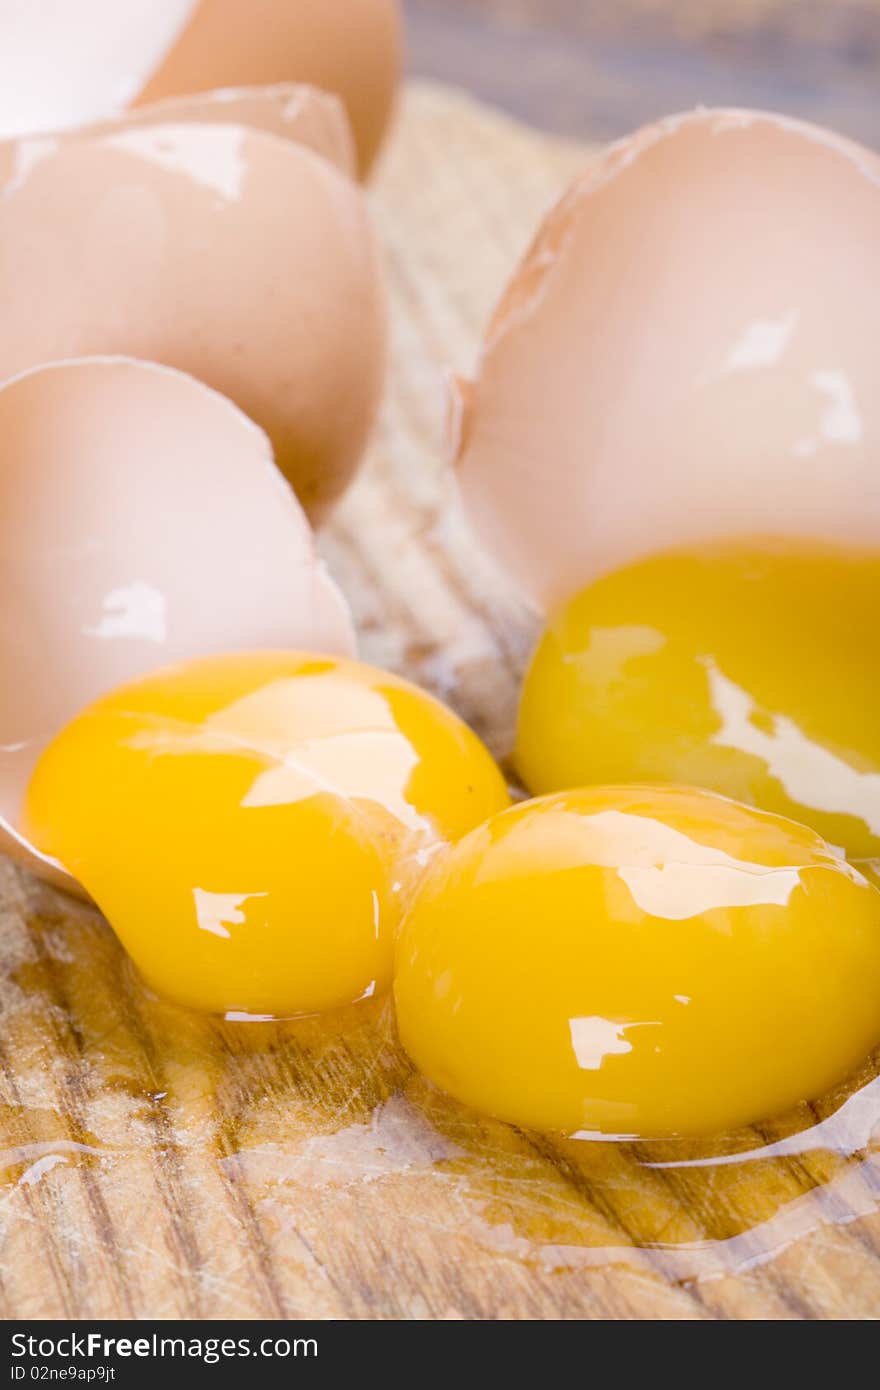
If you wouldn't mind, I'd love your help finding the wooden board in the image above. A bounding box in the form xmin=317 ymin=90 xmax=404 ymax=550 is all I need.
xmin=2 ymin=83 xmax=880 ymax=1322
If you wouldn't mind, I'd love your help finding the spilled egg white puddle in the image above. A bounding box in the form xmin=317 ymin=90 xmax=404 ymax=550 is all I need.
xmin=3 ymin=861 xmax=880 ymax=1307
xmin=374 ymin=1071 xmax=880 ymax=1284
xmin=214 ymin=1047 xmax=880 ymax=1288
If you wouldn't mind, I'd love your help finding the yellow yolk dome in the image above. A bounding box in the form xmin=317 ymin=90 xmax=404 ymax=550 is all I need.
xmin=23 ymin=651 xmax=510 ymax=1018
xmin=517 ymin=540 xmax=880 ymax=862
xmin=394 ymin=785 xmax=880 ymax=1138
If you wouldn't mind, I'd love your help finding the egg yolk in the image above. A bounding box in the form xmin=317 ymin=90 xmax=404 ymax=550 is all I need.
xmin=394 ymin=785 xmax=880 ymax=1138
xmin=517 ymin=540 xmax=880 ymax=862
xmin=23 ymin=651 xmax=510 ymax=1018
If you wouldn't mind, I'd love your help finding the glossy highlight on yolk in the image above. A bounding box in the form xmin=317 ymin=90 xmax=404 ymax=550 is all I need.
xmin=23 ymin=651 xmax=510 ymax=1018
xmin=516 ymin=540 xmax=880 ymax=862
xmin=394 ymin=786 xmax=880 ymax=1138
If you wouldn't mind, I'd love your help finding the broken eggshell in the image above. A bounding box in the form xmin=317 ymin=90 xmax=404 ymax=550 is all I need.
xmin=453 ymin=109 xmax=880 ymax=614
xmin=135 ymin=0 xmax=403 ymax=178
xmin=0 ymin=120 xmax=387 ymax=519
xmin=0 ymin=0 xmax=197 ymax=139
xmin=0 ymin=357 xmax=355 ymax=894
xmin=0 ymin=82 xmax=357 ymax=191
xmin=0 ymin=0 xmax=400 ymax=180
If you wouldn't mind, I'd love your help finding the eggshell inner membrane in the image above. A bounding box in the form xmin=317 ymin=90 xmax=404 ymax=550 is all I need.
xmin=135 ymin=0 xmax=402 ymax=178
xmin=455 ymin=109 xmax=880 ymax=612
xmin=0 ymin=358 xmax=355 ymax=892
xmin=0 ymin=83 xmax=356 ymax=192
xmin=0 ymin=0 xmax=198 ymax=138
xmin=0 ymin=122 xmax=387 ymax=518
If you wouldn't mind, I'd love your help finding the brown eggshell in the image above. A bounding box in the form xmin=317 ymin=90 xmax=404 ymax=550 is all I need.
xmin=0 ymin=1 xmax=198 ymax=139
xmin=0 ymin=358 xmax=355 ymax=893
xmin=0 ymin=83 xmax=356 ymax=192
xmin=454 ymin=109 xmax=880 ymax=613
xmin=0 ymin=122 xmax=387 ymax=519
xmin=135 ymin=0 xmax=402 ymax=178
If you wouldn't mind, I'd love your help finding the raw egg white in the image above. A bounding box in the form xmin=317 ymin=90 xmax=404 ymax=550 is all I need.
xmin=23 ymin=652 xmax=511 ymax=1017
xmin=454 ymin=109 xmax=880 ymax=613
xmin=0 ymin=122 xmax=387 ymax=517
xmin=0 ymin=358 xmax=354 ymax=892
xmin=394 ymin=786 xmax=880 ymax=1138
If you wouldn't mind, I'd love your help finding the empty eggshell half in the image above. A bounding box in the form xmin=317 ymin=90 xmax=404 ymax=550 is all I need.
xmin=135 ymin=0 xmax=403 ymax=178
xmin=454 ymin=109 xmax=880 ymax=613
xmin=0 ymin=357 xmax=355 ymax=893
xmin=0 ymin=0 xmax=198 ymax=139
xmin=0 ymin=122 xmax=387 ymax=519
xmin=0 ymin=83 xmax=356 ymax=191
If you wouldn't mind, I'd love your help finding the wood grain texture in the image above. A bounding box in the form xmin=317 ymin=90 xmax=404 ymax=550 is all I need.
xmin=405 ymin=0 xmax=880 ymax=148
xmin=2 ymin=84 xmax=880 ymax=1322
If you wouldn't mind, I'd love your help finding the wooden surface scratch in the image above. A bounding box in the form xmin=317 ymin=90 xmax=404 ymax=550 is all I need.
xmin=1 ymin=85 xmax=879 ymax=1321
